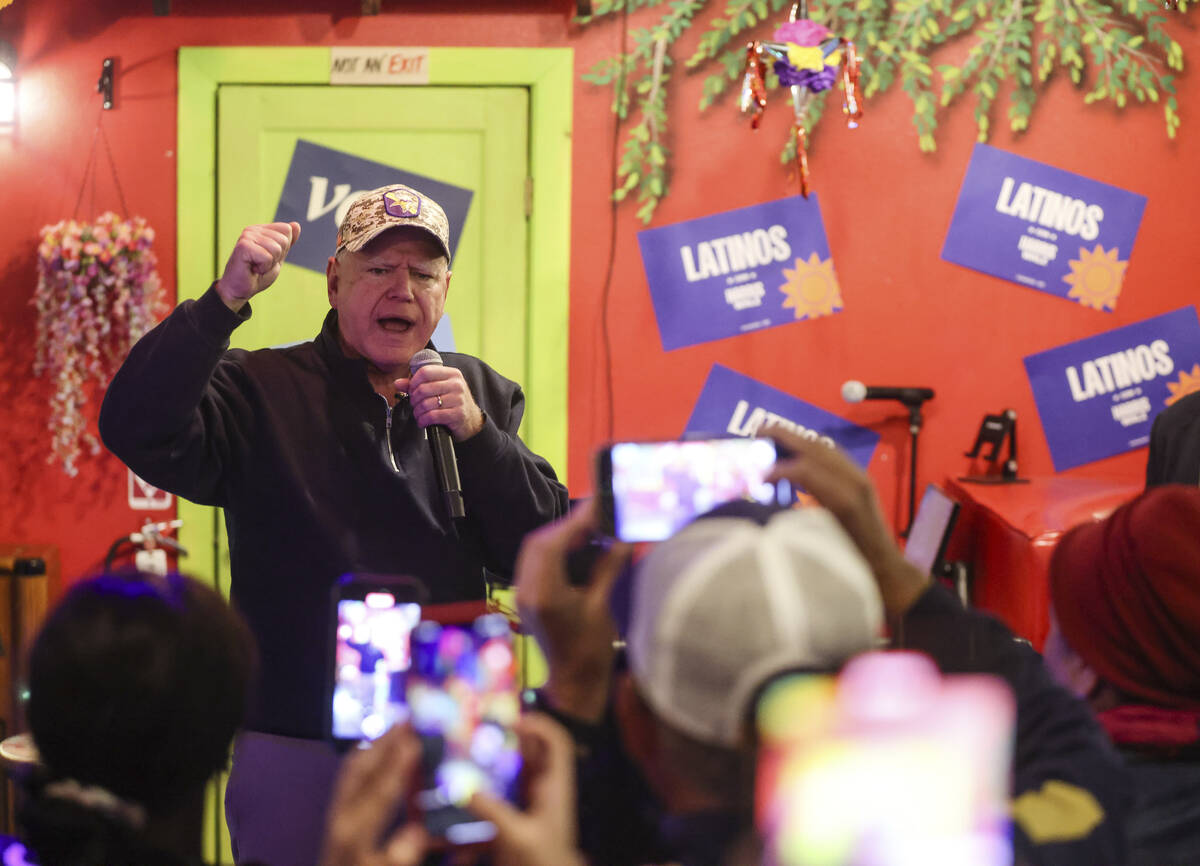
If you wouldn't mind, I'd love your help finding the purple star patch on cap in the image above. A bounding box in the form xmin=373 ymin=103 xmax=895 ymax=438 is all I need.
xmin=383 ymin=188 xmax=422 ymax=219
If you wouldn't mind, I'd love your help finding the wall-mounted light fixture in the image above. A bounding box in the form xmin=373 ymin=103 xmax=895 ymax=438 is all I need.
xmin=0 ymin=40 xmax=16 ymax=132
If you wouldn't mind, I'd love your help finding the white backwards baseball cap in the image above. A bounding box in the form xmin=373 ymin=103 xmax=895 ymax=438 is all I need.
xmin=624 ymin=503 xmax=884 ymax=747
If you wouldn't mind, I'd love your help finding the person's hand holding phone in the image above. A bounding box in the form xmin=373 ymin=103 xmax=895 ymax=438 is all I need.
xmin=514 ymin=499 xmax=631 ymax=723
xmin=763 ymin=424 xmax=931 ymax=625
xmin=319 ymin=724 xmax=429 ymax=866
xmin=469 ymin=713 xmax=588 ymax=866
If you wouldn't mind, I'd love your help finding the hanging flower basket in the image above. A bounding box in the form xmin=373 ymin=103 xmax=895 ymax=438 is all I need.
xmin=33 ymin=212 xmax=165 ymax=477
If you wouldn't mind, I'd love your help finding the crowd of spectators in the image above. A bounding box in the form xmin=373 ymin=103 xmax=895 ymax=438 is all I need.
xmin=4 ymin=425 xmax=1197 ymax=866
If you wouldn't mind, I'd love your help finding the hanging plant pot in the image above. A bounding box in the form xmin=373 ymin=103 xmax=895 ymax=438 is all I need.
xmin=32 ymin=212 xmax=165 ymax=476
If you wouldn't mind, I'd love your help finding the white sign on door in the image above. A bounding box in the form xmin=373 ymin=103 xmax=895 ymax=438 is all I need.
xmin=330 ymin=47 xmax=431 ymax=85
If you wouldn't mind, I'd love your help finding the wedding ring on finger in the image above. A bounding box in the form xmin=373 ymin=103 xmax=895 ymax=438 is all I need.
xmin=436 ymin=395 xmax=443 ymax=409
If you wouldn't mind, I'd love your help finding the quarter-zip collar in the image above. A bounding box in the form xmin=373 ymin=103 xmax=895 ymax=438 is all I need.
xmin=313 ymin=309 xmax=436 ymax=406
xmin=381 ymin=393 xmax=400 ymax=472
xmin=315 ymin=310 xmax=436 ymax=472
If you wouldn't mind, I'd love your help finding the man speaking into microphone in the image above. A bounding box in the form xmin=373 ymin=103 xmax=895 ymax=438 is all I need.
xmin=99 ymin=185 xmax=568 ymax=866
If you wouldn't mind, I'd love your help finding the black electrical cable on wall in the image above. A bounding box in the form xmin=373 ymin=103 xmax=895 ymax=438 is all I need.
xmin=598 ymin=1 xmax=630 ymax=441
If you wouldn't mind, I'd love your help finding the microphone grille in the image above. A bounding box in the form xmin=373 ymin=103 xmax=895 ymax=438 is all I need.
xmin=841 ymin=380 xmax=867 ymax=403
xmin=409 ymin=348 xmax=443 ymax=371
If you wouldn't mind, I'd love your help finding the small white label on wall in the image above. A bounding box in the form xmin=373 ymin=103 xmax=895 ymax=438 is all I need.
xmin=330 ymin=47 xmax=431 ymax=85
xmin=128 ymin=470 xmax=172 ymax=511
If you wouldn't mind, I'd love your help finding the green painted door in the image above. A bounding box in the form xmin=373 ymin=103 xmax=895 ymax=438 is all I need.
xmin=191 ymin=81 xmax=531 ymax=864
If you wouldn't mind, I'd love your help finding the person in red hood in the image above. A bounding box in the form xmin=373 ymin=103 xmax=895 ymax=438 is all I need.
xmin=1044 ymin=483 xmax=1200 ymax=866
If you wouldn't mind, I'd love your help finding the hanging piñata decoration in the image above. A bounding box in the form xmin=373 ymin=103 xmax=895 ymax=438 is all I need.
xmin=741 ymin=1 xmax=862 ymax=197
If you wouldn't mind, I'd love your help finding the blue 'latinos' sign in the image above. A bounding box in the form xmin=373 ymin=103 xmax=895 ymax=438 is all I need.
xmin=637 ymin=195 xmax=842 ymax=351
xmin=1024 ymin=307 xmax=1200 ymax=472
xmin=685 ymin=364 xmax=879 ymax=469
xmin=942 ymin=144 xmax=1146 ymax=312
xmin=273 ymin=139 xmax=473 ymax=275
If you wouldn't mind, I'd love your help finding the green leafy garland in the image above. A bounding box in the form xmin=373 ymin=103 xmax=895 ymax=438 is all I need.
xmin=580 ymin=0 xmax=1191 ymax=223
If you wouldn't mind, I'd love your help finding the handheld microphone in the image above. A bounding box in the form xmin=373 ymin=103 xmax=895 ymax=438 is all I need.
xmin=841 ymin=381 xmax=935 ymax=406
xmin=409 ymin=349 xmax=466 ymax=520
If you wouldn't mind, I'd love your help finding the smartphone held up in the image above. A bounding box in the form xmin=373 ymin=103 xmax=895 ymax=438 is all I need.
xmin=408 ymin=614 xmax=523 ymax=844
xmin=329 ymin=576 xmax=423 ymax=745
xmin=327 ymin=577 xmax=524 ymax=843
xmin=595 ymin=436 xmax=793 ymax=543
xmin=755 ymin=652 xmax=1015 ymax=866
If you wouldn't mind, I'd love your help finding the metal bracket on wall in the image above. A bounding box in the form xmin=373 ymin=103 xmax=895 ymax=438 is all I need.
xmin=97 ymin=57 xmax=115 ymax=110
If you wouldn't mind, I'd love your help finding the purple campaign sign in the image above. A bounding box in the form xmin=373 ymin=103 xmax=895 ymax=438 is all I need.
xmin=1024 ymin=307 xmax=1200 ymax=471
xmin=942 ymin=144 xmax=1146 ymax=312
xmin=273 ymin=140 xmax=473 ymax=275
xmin=637 ymin=195 xmax=842 ymax=351
xmin=685 ymin=364 xmax=879 ymax=469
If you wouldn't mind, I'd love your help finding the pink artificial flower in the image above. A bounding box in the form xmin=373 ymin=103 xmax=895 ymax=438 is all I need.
xmin=34 ymin=213 xmax=163 ymax=476
xmin=774 ymin=19 xmax=832 ymax=47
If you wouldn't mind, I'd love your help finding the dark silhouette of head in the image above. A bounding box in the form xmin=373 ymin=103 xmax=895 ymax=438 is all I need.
xmin=21 ymin=572 xmax=256 ymax=865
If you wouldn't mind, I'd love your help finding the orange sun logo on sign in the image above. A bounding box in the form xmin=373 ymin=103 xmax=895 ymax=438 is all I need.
xmin=1166 ymin=364 xmax=1200 ymax=407
xmin=779 ymin=253 xmax=843 ymax=320
xmin=1064 ymin=245 xmax=1129 ymax=311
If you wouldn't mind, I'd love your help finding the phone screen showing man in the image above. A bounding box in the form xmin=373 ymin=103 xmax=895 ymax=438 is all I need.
xmin=605 ymin=437 xmax=789 ymax=542
xmin=331 ymin=593 xmax=422 ymax=742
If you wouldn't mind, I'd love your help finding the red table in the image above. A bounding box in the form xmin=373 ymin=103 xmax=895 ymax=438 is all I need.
xmin=943 ymin=476 xmax=1141 ymax=649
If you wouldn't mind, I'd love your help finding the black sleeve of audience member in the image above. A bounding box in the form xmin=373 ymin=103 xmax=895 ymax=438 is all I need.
xmin=533 ymin=695 xmax=669 ymax=866
xmin=1145 ymin=410 xmax=1166 ymax=487
xmin=895 ymin=584 xmax=1133 ymax=866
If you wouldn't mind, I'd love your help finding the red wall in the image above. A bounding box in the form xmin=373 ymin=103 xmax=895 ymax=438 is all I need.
xmin=0 ymin=0 xmax=1196 ymax=589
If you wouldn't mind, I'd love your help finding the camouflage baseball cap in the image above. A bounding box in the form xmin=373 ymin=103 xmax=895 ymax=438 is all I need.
xmin=335 ymin=184 xmax=452 ymax=262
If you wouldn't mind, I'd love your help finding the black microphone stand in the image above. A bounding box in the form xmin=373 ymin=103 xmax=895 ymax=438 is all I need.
xmin=902 ymin=400 xmax=924 ymax=539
